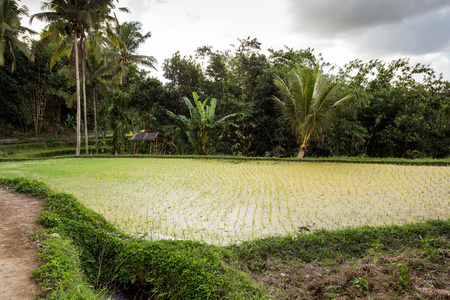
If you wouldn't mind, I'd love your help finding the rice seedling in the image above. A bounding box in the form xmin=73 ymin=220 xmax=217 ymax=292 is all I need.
xmin=0 ymin=158 xmax=448 ymax=245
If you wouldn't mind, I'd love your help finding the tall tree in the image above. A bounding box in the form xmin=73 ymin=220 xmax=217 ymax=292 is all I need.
xmin=273 ymin=65 xmax=352 ymax=158
xmin=31 ymin=0 xmax=116 ymax=155
xmin=104 ymin=89 xmax=142 ymax=155
xmin=105 ymin=15 xmax=156 ymax=84
xmin=85 ymin=36 xmax=111 ymax=153
xmin=0 ymin=0 xmax=35 ymax=72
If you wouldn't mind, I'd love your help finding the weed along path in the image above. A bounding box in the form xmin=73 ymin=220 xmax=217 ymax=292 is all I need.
xmin=0 ymin=188 xmax=42 ymax=299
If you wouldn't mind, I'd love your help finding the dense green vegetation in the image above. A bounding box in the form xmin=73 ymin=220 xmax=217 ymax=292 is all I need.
xmin=1 ymin=177 xmax=449 ymax=299
xmin=1 ymin=1 xmax=448 ymax=159
xmin=0 ymin=177 xmax=267 ymax=299
xmin=273 ymin=65 xmax=353 ymax=158
xmin=1 ymin=0 xmax=449 ymax=298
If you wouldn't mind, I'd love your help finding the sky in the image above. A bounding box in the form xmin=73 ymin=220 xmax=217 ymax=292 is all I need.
xmin=22 ymin=0 xmax=450 ymax=81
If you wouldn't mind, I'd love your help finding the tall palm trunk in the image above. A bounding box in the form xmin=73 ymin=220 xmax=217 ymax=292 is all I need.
xmin=74 ymin=28 xmax=81 ymax=155
xmin=93 ymin=89 xmax=98 ymax=154
xmin=297 ymin=145 xmax=307 ymax=158
xmin=297 ymin=137 xmax=309 ymax=158
xmin=81 ymin=37 xmax=88 ymax=154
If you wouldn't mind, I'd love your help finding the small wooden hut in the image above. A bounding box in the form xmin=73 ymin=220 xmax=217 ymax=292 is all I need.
xmin=130 ymin=132 xmax=159 ymax=154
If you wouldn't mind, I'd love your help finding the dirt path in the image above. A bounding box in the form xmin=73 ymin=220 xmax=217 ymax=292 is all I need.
xmin=0 ymin=188 xmax=43 ymax=300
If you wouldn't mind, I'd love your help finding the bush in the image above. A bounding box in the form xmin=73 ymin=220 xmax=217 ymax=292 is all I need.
xmin=32 ymin=234 xmax=106 ymax=299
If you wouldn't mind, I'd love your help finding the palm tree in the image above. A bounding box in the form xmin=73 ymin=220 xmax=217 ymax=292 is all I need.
xmin=105 ymin=15 xmax=156 ymax=84
xmin=85 ymin=36 xmax=111 ymax=153
xmin=273 ymin=66 xmax=352 ymax=158
xmin=0 ymin=0 xmax=35 ymax=72
xmin=31 ymin=0 xmax=116 ymax=155
xmin=104 ymin=89 xmax=142 ymax=155
xmin=31 ymin=0 xmax=87 ymax=155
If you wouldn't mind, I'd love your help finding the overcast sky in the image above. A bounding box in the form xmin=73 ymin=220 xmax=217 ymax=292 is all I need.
xmin=23 ymin=0 xmax=450 ymax=81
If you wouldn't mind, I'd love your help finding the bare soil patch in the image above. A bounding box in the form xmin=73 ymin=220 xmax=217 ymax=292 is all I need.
xmin=251 ymin=250 xmax=450 ymax=299
xmin=0 ymin=188 xmax=43 ymax=300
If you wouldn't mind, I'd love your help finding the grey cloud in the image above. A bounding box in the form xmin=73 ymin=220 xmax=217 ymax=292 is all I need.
xmin=286 ymin=0 xmax=450 ymax=55
xmin=355 ymin=9 xmax=450 ymax=55
xmin=286 ymin=0 xmax=450 ymax=37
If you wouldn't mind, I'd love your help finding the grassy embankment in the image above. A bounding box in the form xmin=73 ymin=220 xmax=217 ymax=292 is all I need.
xmin=0 ymin=138 xmax=77 ymax=159
xmin=1 ymin=136 xmax=450 ymax=165
xmin=0 ymin=177 xmax=449 ymax=299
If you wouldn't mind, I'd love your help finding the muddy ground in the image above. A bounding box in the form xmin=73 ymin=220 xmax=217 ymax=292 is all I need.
xmin=247 ymin=248 xmax=450 ymax=299
xmin=0 ymin=188 xmax=43 ymax=300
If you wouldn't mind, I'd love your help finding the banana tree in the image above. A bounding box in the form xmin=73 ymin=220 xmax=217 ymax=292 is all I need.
xmin=167 ymin=92 xmax=238 ymax=155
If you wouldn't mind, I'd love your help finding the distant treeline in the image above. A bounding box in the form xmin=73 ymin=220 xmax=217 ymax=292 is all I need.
xmin=1 ymin=37 xmax=449 ymax=158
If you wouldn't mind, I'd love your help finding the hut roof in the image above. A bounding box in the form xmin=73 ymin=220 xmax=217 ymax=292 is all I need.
xmin=130 ymin=132 xmax=159 ymax=142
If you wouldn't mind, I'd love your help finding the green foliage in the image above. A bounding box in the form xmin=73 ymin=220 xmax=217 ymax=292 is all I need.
xmin=339 ymin=58 xmax=450 ymax=158
xmin=0 ymin=139 xmax=79 ymax=159
xmin=227 ymin=219 xmax=450 ymax=267
xmin=32 ymin=234 xmax=106 ymax=299
xmin=0 ymin=0 xmax=35 ymax=72
xmin=351 ymin=277 xmax=369 ymax=295
xmin=420 ymin=238 xmax=439 ymax=261
xmin=273 ymin=65 xmax=353 ymax=157
xmin=3 ymin=33 xmax=449 ymax=159
xmin=104 ymin=15 xmax=156 ymax=85
xmin=0 ymin=177 xmax=51 ymax=197
xmin=1 ymin=175 xmax=449 ymax=298
xmin=0 ymin=40 xmax=73 ymax=134
xmin=104 ymin=89 xmax=142 ymax=154
xmin=167 ymin=92 xmax=239 ymax=155
xmin=0 ymin=177 xmax=267 ymax=299
xmin=393 ymin=261 xmax=412 ymax=289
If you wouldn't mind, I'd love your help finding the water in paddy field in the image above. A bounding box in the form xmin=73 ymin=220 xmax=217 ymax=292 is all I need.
xmin=0 ymin=158 xmax=448 ymax=245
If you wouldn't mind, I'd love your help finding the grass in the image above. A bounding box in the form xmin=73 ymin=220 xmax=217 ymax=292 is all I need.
xmin=0 ymin=139 xmax=76 ymax=159
xmin=0 ymin=157 xmax=448 ymax=245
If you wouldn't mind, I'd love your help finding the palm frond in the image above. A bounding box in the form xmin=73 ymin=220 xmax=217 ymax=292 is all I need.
xmin=273 ymin=65 xmax=353 ymax=154
xmin=0 ymin=39 xmax=6 ymax=66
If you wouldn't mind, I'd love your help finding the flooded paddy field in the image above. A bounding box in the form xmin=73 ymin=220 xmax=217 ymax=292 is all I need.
xmin=1 ymin=158 xmax=448 ymax=245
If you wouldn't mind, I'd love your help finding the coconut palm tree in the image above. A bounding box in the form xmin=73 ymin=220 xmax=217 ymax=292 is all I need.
xmin=31 ymin=0 xmax=116 ymax=155
xmin=273 ymin=66 xmax=352 ymax=158
xmin=0 ymin=0 xmax=35 ymax=72
xmin=85 ymin=36 xmax=112 ymax=153
xmin=105 ymin=15 xmax=156 ymax=84
xmin=104 ymin=89 xmax=142 ymax=155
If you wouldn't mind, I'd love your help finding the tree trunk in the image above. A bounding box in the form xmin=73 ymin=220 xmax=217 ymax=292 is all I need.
xmin=74 ymin=29 xmax=81 ymax=156
xmin=82 ymin=38 xmax=89 ymax=155
xmin=93 ymin=89 xmax=98 ymax=154
xmin=297 ymin=147 xmax=306 ymax=158
xmin=297 ymin=140 xmax=308 ymax=158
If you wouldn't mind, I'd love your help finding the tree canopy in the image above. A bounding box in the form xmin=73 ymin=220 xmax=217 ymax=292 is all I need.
xmin=273 ymin=65 xmax=352 ymax=158
xmin=1 ymin=14 xmax=448 ymax=160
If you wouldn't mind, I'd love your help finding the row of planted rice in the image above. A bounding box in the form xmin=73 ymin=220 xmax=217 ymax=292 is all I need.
xmin=1 ymin=158 xmax=448 ymax=245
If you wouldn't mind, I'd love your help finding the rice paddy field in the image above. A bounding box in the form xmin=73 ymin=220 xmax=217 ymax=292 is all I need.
xmin=0 ymin=158 xmax=448 ymax=245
